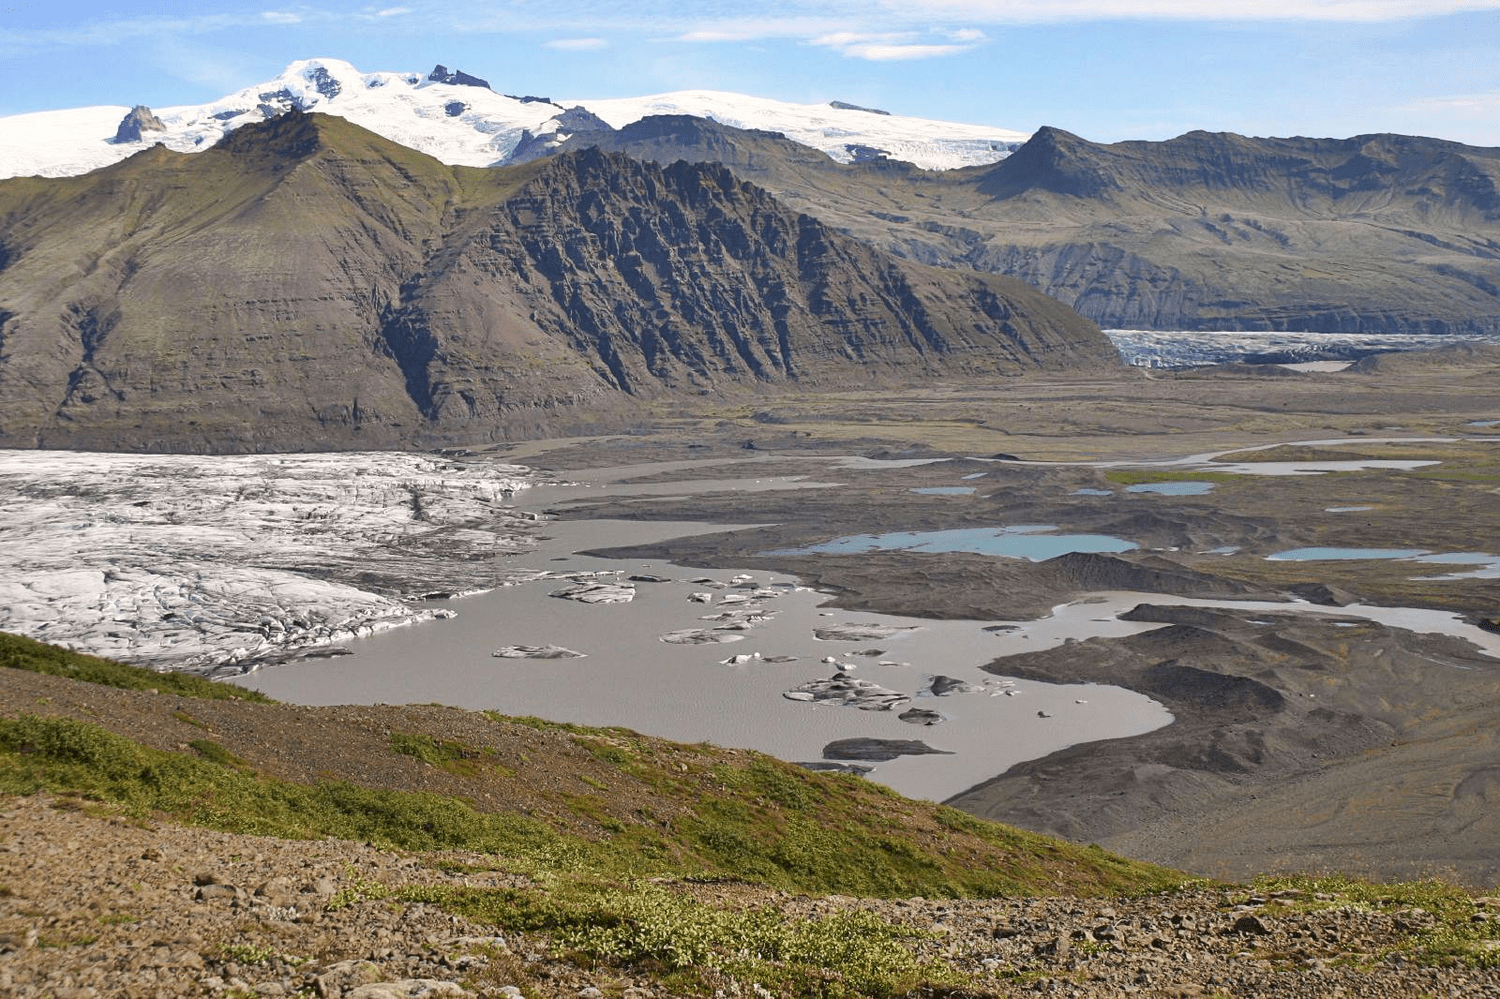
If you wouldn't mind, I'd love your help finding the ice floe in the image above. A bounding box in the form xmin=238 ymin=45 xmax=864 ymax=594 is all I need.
xmin=492 ymin=645 xmax=587 ymax=660
xmin=811 ymin=623 xmax=925 ymax=642
xmin=783 ymin=673 xmax=912 ymax=711
xmin=549 ymin=580 xmax=636 ymax=604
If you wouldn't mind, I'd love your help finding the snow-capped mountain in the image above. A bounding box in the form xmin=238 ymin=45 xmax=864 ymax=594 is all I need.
xmin=0 ymin=58 xmax=1028 ymax=180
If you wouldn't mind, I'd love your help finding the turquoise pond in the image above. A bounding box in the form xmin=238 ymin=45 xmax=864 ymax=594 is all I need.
xmin=767 ymin=525 xmax=1138 ymax=560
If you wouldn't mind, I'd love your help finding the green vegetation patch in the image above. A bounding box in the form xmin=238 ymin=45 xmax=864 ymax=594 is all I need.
xmin=357 ymin=878 xmax=955 ymax=998
xmin=0 ymin=715 xmax=566 ymax=858
xmin=0 ymin=714 xmax=1185 ymax=900
xmin=187 ymin=739 xmax=244 ymax=767
xmin=389 ymin=732 xmax=515 ymax=778
xmin=1249 ymin=874 xmax=1500 ymax=970
xmin=0 ymin=632 xmax=273 ymax=702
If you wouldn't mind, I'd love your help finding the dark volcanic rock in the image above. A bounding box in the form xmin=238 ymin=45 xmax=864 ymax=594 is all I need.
xmin=829 ymin=101 xmax=890 ymax=115
xmin=112 ymin=105 xmax=166 ymax=143
xmin=427 ymin=65 xmax=490 ymax=89
xmin=824 ymin=738 xmax=954 ymax=762
xmin=307 ymin=65 xmax=341 ymax=101
xmin=505 ymin=107 xmax=616 ymax=164
xmin=1037 ymin=553 xmax=1255 ymax=598
xmin=952 ymin=605 xmax=1500 ymax=886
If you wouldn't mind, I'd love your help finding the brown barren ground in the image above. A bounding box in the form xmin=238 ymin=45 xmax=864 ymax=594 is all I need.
xmin=500 ymin=350 xmax=1500 ymax=887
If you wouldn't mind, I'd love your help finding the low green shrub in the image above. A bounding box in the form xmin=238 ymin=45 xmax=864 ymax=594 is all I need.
xmin=0 ymin=632 xmax=272 ymax=702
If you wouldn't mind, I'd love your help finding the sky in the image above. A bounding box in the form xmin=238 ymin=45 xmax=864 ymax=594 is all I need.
xmin=2 ymin=1 xmax=1499 ymax=145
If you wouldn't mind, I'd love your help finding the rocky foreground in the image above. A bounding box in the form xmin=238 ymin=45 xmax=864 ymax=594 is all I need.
xmin=4 ymin=794 xmax=1500 ymax=998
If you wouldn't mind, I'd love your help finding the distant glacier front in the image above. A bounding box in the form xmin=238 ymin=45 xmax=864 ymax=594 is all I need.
xmin=1106 ymin=329 xmax=1500 ymax=369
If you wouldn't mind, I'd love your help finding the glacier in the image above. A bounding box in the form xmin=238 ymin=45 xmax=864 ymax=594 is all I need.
xmin=0 ymin=57 xmax=1028 ymax=181
xmin=0 ymin=450 xmax=538 ymax=671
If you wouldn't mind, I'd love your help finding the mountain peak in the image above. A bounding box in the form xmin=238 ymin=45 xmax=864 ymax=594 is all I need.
xmin=979 ymin=126 xmax=1119 ymax=200
xmin=0 ymin=59 xmax=1027 ymax=180
xmin=427 ymin=64 xmax=491 ymax=90
xmin=112 ymin=105 xmax=165 ymax=144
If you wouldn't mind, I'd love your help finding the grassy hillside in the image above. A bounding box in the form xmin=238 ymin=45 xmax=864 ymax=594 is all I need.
xmin=7 ymin=633 xmax=1500 ymax=995
xmin=0 ymin=633 xmax=1196 ymax=995
xmin=0 ymin=633 xmax=1181 ymax=899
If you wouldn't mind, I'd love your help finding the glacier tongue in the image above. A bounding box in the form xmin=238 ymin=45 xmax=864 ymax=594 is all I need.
xmin=0 ymin=450 xmax=540 ymax=673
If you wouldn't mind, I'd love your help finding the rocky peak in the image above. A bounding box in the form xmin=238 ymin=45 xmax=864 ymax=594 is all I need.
xmin=306 ymin=64 xmax=342 ymax=101
xmin=504 ymin=107 xmax=615 ymax=165
xmin=978 ymin=126 xmax=1122 ymax=200
xmin=112 ymin=105 xmax=166 ymax=144
xmin=427 ymin=64 xmax=491 ymax=90
xmin=553 ymin=106 xmax=612 ymax=133
xmin=830 ymin=100 xmax=891 ymax=116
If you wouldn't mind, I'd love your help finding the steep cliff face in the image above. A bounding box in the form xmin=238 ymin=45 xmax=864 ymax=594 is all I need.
xmin=960 ymin=128 xmax=1500 ymax=334
xmin=549 ymin=119 xmax=1500 ymax=335
xmin=0 ymin=112 xmax=1112 ymax=452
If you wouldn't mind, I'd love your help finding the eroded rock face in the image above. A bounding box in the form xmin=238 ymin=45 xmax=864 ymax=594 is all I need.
xmin=0 ymin=112 xmax=1114 ymax=452
xmin=427 ymin=65 xmax=490 ymax=89
xmin=113 ymin=105 xmax=166 ymax=143
xmin=555 ymin=116 xmax=1500 ymax=335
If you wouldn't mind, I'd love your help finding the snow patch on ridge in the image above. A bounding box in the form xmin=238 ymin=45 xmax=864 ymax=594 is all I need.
xmin=0 ymin=58 xmax=1027 ymax=179
xmin=576 ymin=89 xmax=1027 ymax=170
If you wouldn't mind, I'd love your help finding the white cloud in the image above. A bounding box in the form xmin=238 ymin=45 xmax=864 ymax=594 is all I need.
xmin=875 ymin=0 xmax=1500 ymax=22
xmin=808 ymin=28 xmax=980 ymax=61
xmin=374 ymin=7 xmax=411 ymax=16
xmin=810 ymin=31 xmax=916 ymax=47
xmin=260 ymin=11 xmax=302 ymax=24
xmin=1403 ymin=91 xmax=1500 ymax=113
xmin=841 ymin=42 xmax=976 ymax=60
xmin=546 ymin=36 xmax=609 ymax=50
xmin=672 ymin=15 xmax=851 ymax=43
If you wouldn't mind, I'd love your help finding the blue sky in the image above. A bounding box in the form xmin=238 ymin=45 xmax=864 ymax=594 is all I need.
xmin=3 ymin=1 xmax=1499 ymax=145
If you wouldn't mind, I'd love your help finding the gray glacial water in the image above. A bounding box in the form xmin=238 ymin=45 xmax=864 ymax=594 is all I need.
xmin=236 ymin=466 xmax=1175 ymax=802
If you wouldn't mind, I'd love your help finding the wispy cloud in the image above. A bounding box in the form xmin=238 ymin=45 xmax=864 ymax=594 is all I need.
xmin=260 ymin=10 xmax=303 ymax=24
xmin=667 ymin=0 xmax=1500 ymax=43
xmin=1396 ymin=89 xmax=1500 ymax=130
xmin=374 ymin=6 xmax=411 ymax=16
xmin=808 ymin=28 xmax=981 ymax=61
xmin=545 ymin=37 xmax=609 ymax=51
xmin=842 ymin=42 xmax=975 ymax=60
xmin=876 ymin=0 xmax=1500 ymax=22
xmin=1402 ymin=90 xmax=1500 ymax=113
xmin=675 ymin=17 xmax=849 ymax=44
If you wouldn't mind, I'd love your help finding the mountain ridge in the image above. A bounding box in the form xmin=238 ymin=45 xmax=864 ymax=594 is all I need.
xmin=0 ymin=111 xmax=1112 ymax=452
xmin=550 ymin=118 xmax=1500 ymax=334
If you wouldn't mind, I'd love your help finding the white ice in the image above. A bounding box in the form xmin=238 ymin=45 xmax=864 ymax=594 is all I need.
xmin=0 ymin=450 xmax=535 ymax=671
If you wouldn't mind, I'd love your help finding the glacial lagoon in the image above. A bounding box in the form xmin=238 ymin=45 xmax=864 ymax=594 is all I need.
xmin=235 ymin=471 xmax=1173 ymax=802
xmin=9 ymin=444 xmax=1500 ymax=803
